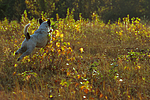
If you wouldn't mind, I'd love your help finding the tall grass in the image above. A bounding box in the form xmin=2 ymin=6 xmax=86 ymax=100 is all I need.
xmin=0 ymin=11 xmax=150 ymax=100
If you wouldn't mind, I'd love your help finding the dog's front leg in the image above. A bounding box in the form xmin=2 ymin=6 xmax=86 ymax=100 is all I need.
xmin=15 ymin=49 xmax=21 ymax=55
xmin=17 ymin=47 xmax=35 ymax=61
xmin=15 ymin=46 xmax=27 ymax=55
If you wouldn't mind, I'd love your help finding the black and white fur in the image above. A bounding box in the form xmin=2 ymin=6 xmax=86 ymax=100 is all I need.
xmin=15 ymin=19 xmax=51 ymax=61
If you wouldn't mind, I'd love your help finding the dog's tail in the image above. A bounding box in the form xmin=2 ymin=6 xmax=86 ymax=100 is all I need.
xmin=24 ymin=23 xmax=31 ymax=40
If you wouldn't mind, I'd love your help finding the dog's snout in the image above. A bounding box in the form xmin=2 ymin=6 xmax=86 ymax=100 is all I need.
xmin=50 ymin=29 xmax=53 ymax=33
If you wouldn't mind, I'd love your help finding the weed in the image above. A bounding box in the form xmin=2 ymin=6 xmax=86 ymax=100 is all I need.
xmin=0 ymin=12 xmax=150 ymax=99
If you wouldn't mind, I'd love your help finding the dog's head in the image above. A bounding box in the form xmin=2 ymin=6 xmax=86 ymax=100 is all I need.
xmin=38 ymin=19 xmax=51 ymax=31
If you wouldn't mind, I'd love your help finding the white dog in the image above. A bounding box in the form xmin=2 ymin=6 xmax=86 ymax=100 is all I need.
xmin=15 ymin=19 xmax=52 ymax=61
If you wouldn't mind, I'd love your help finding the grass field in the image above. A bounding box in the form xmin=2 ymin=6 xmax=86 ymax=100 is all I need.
xmin=0 ymin=12 xmax=150 ymax=100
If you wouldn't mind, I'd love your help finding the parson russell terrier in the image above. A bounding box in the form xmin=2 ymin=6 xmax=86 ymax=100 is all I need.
xmin=15 ymin=19 xmax=52 ymax=61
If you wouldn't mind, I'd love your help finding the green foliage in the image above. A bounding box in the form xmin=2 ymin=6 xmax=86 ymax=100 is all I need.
xmin=25 ymin=0 xmax=56 ymax=18
xmin=1 ymin=0 xmax=150 ymax=22
xmin=0 ymin=12 xmax=150 ymax=99
xmin=0 ymin=0 xmax=26 ymax=21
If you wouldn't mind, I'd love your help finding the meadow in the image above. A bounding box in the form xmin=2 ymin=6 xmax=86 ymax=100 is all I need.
xmin=0 ymin=11 xmax=150 ymax=99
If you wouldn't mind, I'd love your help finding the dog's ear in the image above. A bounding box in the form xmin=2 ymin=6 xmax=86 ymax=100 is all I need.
xmin=47 ymin=19 xmax=51 ymax=27
xmin=39 ymin=18 xmax=43 ymax=25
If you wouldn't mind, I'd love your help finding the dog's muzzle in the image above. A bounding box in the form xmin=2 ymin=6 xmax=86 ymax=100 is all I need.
xmin=48 ymin=29 xmax=53 ymax=33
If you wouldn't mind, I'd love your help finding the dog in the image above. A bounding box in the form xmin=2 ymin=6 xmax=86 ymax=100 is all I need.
xmin=15 ymin=19 xmax=52 ymax=61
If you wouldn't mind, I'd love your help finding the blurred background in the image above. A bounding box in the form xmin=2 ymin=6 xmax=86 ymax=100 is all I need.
xmin=1 ymin=0 xmax=150 ymax=23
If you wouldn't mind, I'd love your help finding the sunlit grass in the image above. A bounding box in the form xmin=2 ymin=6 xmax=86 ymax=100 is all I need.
xmin=0 ymin=11 xmax=150 ymax=100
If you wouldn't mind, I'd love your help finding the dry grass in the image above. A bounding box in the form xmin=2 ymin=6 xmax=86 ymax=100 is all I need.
xmin=0 ymin=13 xmax=150 ymax=100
